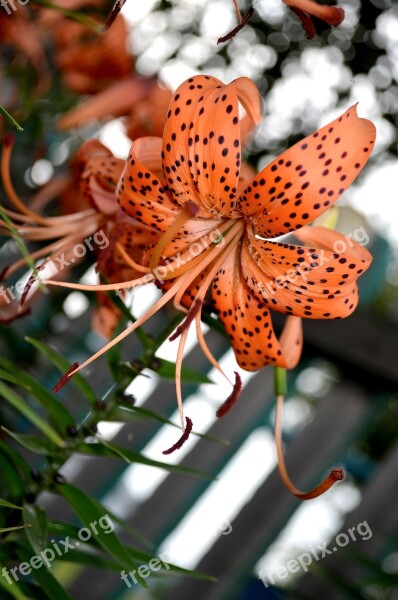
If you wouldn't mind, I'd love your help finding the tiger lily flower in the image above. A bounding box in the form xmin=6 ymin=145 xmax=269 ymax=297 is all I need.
xmin=49 ymin=75 xmax=375 ymax=491
xmin=0 ymin=138 xmax=121 ymax=315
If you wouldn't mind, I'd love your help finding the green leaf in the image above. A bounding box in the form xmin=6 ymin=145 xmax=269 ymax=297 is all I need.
xmin=31 ymin=0 xmax=102 ymax=32
xmin=0 ymin=498 xmax=22 ymax=510
xmin=57 ymin=484 xmax=147 ymax=586
xmin=0 ymin=565 xmax=26 ymax=600
xmin=0 ymin=524 xmax=31 ymax=533
xmin=2 ymin=428 xmax=58 ymax=456
xmin=0 ymin=358 xmax=75 ymax=431
xmin=26 ymin=337 xmax=97 ymax=405
xmin=78 ymin=441 xmax=214 ymax=480
xmin=48 ymin=513 xmax=151 ymax=552
xmin=116 ymin=405 xmax=230 ymax=446
xmin=151 ymin=358 xmax=213 ymax=384
xmin=15 ymin=546 xmax=74 ymax=600
xmin=123 ymin=547 xmax=217 ymax=582
xmin=0 ymin=440 xmax=32 ymax=480
xmin=0 ymin=380 xmax=65 ymax=447
xmin=0 ymin=205 xmax=43 ymax=286
xmin=23 ymin=504 xmax=48 ymax=556
xmin=56 ymin=549 xmax=122 ymax=571
xmin=0 ymin=106 xmax=23 ymax=131
xmin=0 ymin=453 xmax=25 ymax=497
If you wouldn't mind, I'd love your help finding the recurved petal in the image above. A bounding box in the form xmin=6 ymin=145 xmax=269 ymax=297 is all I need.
xmin=78 ymin=141 xmax=123 ymax=215
xmin=211 ymin=242 xmax=302 ymax=371
xmin=58 ymin=77 xmax=152 ymax=130
xmin=241 ymin=226 xmax=372 ymax=319
xmin=117 ymin=137 xmax=180 ymax=232
xmin=162 ymin=75 xmax=261 ymax=218
xmin=238 ymin=104 xmax=376 ymax=238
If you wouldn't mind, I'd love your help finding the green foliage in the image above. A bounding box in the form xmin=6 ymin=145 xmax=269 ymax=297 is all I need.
xmin=0 ymin=322 xmax=218 ymax=597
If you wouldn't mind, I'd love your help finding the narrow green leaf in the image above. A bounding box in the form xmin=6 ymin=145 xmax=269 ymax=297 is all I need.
xmin=57 ymin=484 xmax=147 ymax=586
xmin=0 ymin=358 xmax=75 ymax=431
xmin=56 ymin=549 xmax=123 ymax=571
xmin=16 ymin=546 xmax=74 ymax=600
xmin=0 ymin=440 xmax=32 ymax=479
xmin=123 ymin=547 xmax=217 ymax=582
xmin=0 ymin=106 xmax=23 ymax=131
xmin=23 ymin=504 xmax=48 ymax=556
xmin=0 ymin=205 xmax=43 ymax=286
xmin=117 ymin=405 xmax=230 ymax=446
xmin=0 ymin=498 xmax=22 ymax=510
xmin=2 ymin=428 xmax=58 ymax=456
xmin=31 ymin=0 xmax=102 ymax=32
xmin=0 ymin=380 xmax=65 ymax=447
xmin=78 ymin=441 xmax=214 ymax=480
xmin=151 ymin=358 xmax=213 ymax=384
xmin=0 ymin=454 xmax=25 ymax=496
xmin=26 ymin=337 xmax=97 ymax=405
xmin=0 ymin=524 xmax=31 ymax=533
xmin=0 ymin=565 xmax=26 ymax=600
xmin=48 ymin=513 xmax=151 ymax=552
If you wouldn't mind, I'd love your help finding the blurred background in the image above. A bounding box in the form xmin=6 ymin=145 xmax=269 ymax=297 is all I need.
xmin=1 ymin=0 xmax=398 ymax=598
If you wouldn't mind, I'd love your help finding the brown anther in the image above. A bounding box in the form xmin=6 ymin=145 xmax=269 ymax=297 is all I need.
xmin=290 ymin=7 xmax=316 ymax=39
xmin=217 ymin=6 xmax=254 ymax=44
xmin=169 ymin=300 xmax=203 ymax=341
xmin=52 ymin=362 xmax=80 ymax=393
xmin=162 ymin=416 xmax=193 ymax=455
xmin=104 ymin=0 xmax=127 ymax=30
xmin=216 ymin=371 xmax=242 ymax=417
xmin=323 ymin=6 xmax=344 ymax=26
xmin=20 ymin=263 xmax=45 ymax=307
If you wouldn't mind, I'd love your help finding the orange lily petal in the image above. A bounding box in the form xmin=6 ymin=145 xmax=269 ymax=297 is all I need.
xmin=239 ymin=104 xmax=376 ymax=238
xmin=212 ymin=243 xmax=302 ymax=370
xmin=57 ymin=77 xmax=153 ymax=130
xmin=241 ymin=226 xmax=372 ymax=319
xmin=117 ymin=138 xmax=179 ymax=232
xmin=162 ymin=75 xmax=261 ymax=218
xmin=77 ymin=140 xmax=123 ymax=215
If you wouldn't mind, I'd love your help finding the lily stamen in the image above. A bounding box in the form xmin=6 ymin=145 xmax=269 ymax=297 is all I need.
xmin=275 ymin=393 xmax=344 ymax=499
xmin=162 ymin=416 xmax=193 ymax=455
xmin=216 ymin=372 xmax=243 ymax=417
xmin=149 ymin=201 xmax=200 ymax=271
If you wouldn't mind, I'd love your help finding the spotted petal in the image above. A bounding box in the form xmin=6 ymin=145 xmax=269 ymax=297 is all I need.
xmin=162 ymin=75 xmax=261 ymax=218
xmin=117 ymin=137 xmax=180 ymax=232
xmin=241 ymin=226 xmax=372 ymax=319
xmin=238 ymin=105 xmax=376 ymax=238
xmin=212 ymin=243 xmax=302 ymax=370
xmin=78 ymin=140 xmax=123 ymax=215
